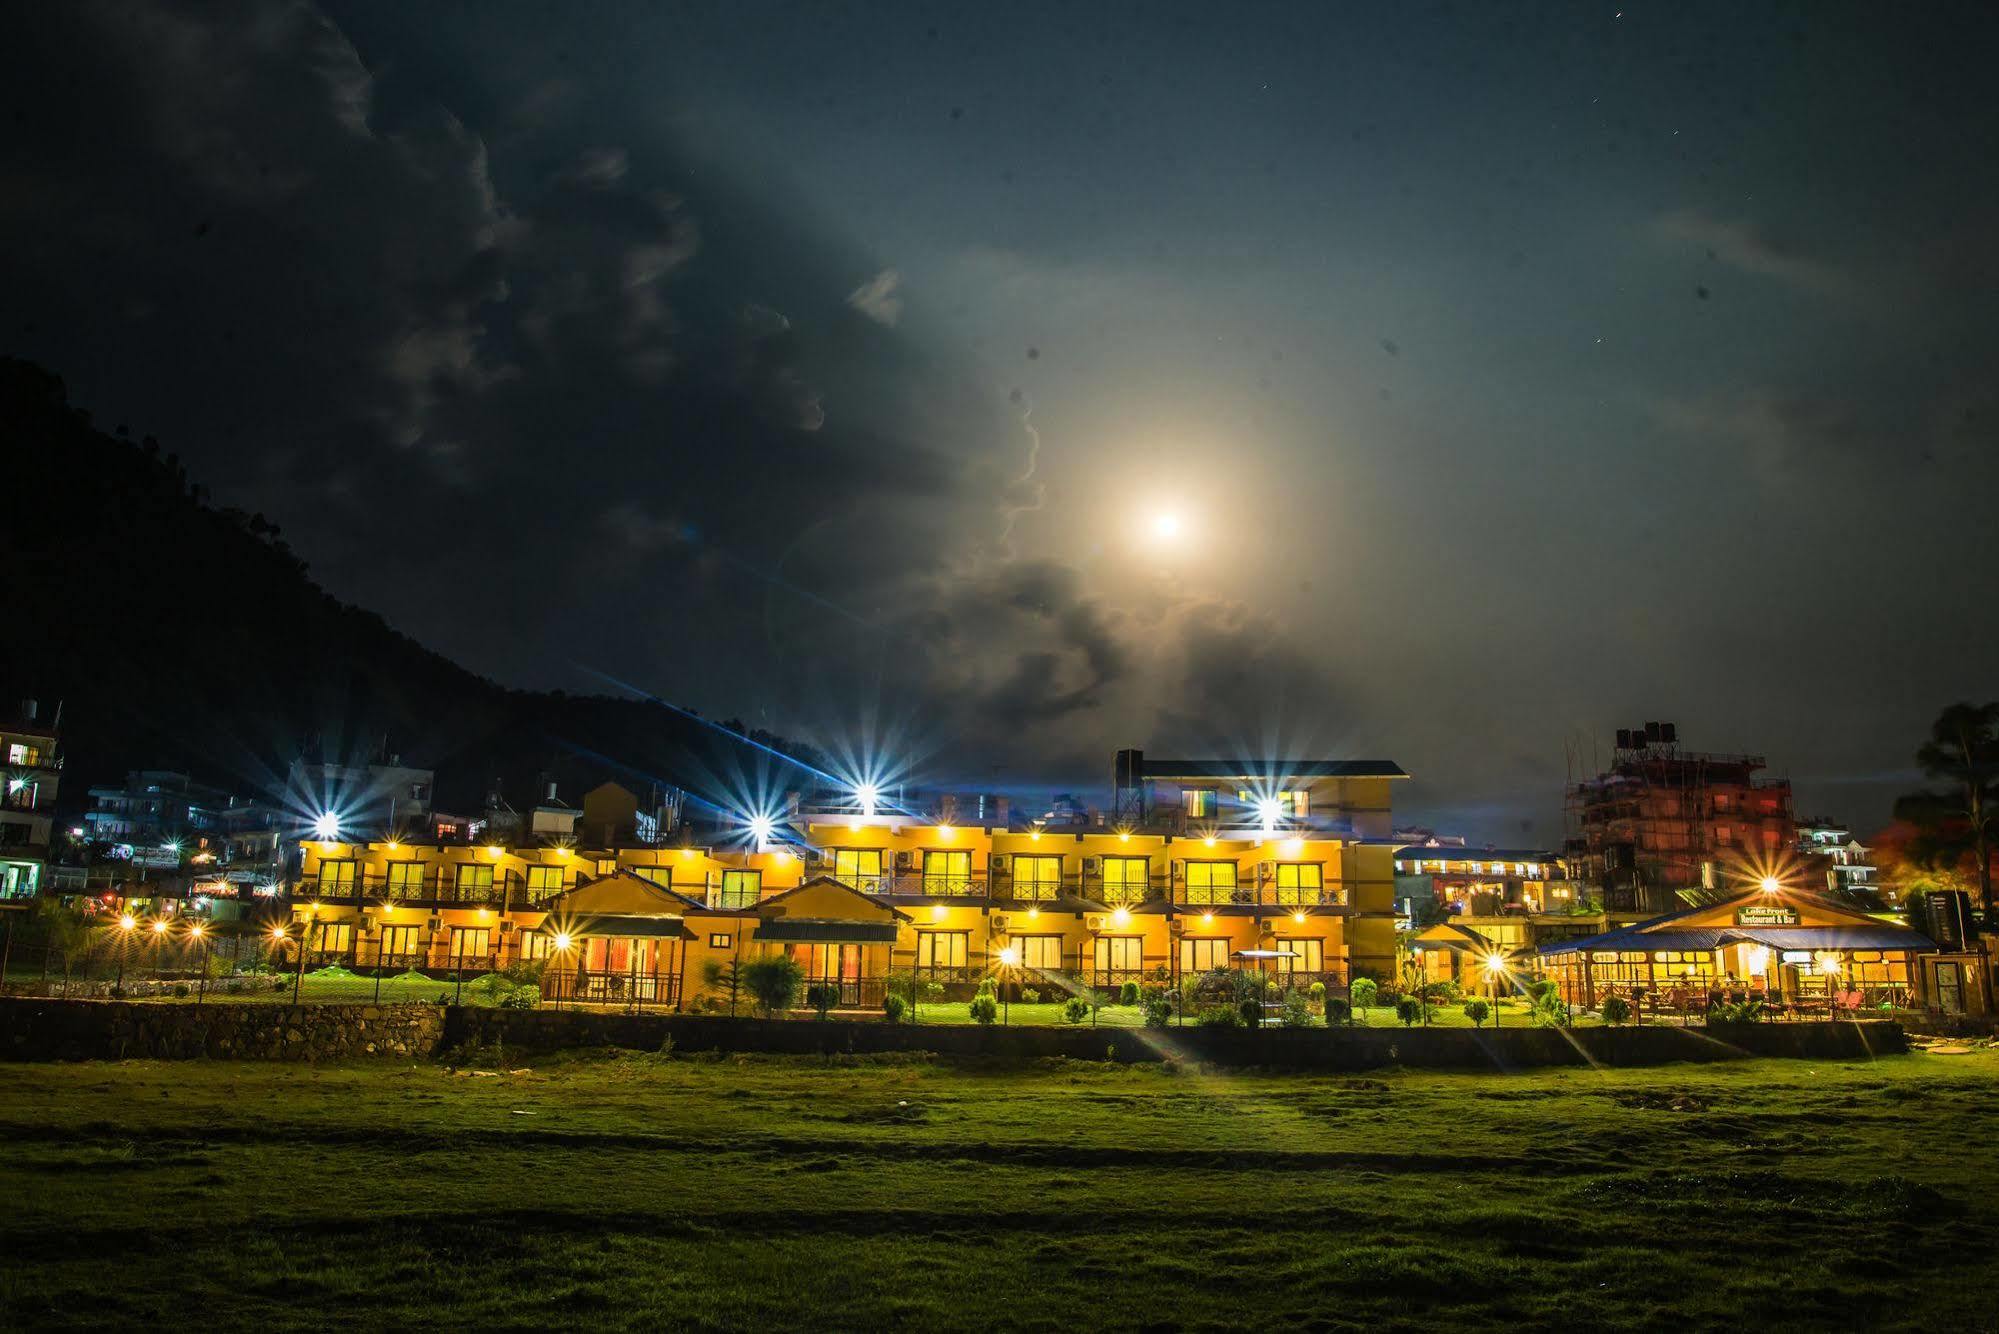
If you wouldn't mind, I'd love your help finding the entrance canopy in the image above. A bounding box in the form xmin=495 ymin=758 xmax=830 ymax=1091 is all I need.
xmin=755 ymin=920 xmax=899 ymax=944
xmin=566 ymin=915 xmax=693 ymax=940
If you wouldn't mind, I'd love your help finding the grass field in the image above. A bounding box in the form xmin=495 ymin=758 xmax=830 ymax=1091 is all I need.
xmin=2 ymin=1048 xmax=1994 ymax=1331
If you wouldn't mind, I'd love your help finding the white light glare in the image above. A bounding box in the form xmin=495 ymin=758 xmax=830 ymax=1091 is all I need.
xmin=855 ymin=784 xmax=879 ymax=819
xmin=312 ymin=812 xmax=341 ymax=840
xmin=747 ymin=813 xmax=776 ymax=850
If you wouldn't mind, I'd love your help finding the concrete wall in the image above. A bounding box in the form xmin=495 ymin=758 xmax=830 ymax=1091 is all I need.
xmin=0 ymin=999 xmax=444 ymax=1062
xmin=0 ymin=997 xmax=1903 ymax=1069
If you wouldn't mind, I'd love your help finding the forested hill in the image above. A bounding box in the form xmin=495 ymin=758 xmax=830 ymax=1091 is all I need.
xmin=1 ymin=358 xmax=812 ymax=817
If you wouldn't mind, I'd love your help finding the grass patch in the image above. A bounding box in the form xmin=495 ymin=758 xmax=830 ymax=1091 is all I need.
xmin=0 ymin=1050 xmax=1994 ymax=1328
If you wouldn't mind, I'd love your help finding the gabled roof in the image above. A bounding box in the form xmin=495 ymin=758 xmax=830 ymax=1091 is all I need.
xmin=755 ymin=873 xmax=912 ymax=921
xmin=544 ymin=869 xmax=709 ymax=917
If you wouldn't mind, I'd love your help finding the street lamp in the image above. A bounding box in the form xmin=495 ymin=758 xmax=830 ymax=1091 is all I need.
xmin=998 ymin=944 xmax=1019 ymax=1025
xmin=1759 ymin=875 xmax=1781 ymax=895
xmin=188 ymin=921 xmax=208 ymax=1008
xmin=114 ymin=913 xmax=137 ymax=992
xmin=1483 ymin=952 xmax=1508 ymax=1027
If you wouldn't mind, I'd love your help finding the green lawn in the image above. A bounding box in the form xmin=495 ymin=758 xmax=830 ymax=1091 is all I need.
xmin=1 ymin=1048 xmax=1994 ymax=1330
xmin=896 ymin=997 xmax=1554 ymax=1028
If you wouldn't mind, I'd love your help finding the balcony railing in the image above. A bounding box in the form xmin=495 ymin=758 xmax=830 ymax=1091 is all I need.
xmin=302 ymin=871 xmax=523 ymax=907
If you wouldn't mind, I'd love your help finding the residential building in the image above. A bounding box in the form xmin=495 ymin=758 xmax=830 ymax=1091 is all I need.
xmin=1565 ymin=721 xmax=1796 ymax=916
xmin=287 ymin=752 xmax=434 ymax=838
xmin=1393 ymin=842 xmax=1575 ymax=915
xmin=283 ymin=748 xmax=1408 ymax=1005
xmin=0 ymin=699 xmax=60 ymax=900
xmin=1796 ymin=819 xmax=1879 ymax=901
xmin=83 ymin=770 xmax=233 ymax=848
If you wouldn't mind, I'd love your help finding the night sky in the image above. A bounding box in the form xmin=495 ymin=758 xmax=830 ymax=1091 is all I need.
xmin=7 ymin=2 xmax=1997 ymax=840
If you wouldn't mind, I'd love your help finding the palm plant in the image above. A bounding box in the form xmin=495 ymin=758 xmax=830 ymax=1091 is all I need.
xmin=1893 ymin=702 xmax=1999 ymax=923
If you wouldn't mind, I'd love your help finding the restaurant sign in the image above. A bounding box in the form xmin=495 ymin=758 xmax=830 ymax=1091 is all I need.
xmin=1735 ymin=904 xmax=1799 ymax=927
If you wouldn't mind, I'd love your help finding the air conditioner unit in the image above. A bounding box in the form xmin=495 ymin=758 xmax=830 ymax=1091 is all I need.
xmin=989 ymin=853 xmax=1009 ymax=872
xmin=1170 ymin=859 xmax=1184 ymax=878
xmin=895 ymin=850 xmax=915 ymax=870
xmin=1082 ymin=856 xmax=1102 ymax=873
xmin=802 ymin=847 xmax=828 ymax=867
xmin=1168 ymin=918 xmax=1185 ymax=935
xmin=1084 ymin=914 xmax=1107 ymax=932
xmin=991 ymin=913 xmax=1008 ymax=933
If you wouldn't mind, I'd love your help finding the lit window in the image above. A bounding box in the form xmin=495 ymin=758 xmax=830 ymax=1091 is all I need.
xmin=1180 ymin=937 xmax=1230 ymax=972
xmin=1101 ymin=856 xmax=1149 ymax=905
xmin=1010 ymin=854 xmax=1062 ymax=900
xmin=1183 ymin=861 xmax=1238 ymax=906
xmin=716 ymin=870 xmax=761 ymax=908
xmin=708 ymin=933 xmax=733 ymax=949
xmin=923 ymin=850 xmax=972 ymax=896
xmin=1016 ymin=935 xmax=1063 ymax=970
xmin=833 ymin=848 xmax=884 ymax=888
xmin=1182 ymin=789 xmax=1214 ymax=818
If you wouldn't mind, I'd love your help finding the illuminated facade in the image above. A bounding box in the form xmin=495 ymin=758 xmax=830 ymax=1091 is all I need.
xmin=0 ymin=700 xmax=60 ymax=901
xmin=286 ymin=754 xmax=1407 ymax=1006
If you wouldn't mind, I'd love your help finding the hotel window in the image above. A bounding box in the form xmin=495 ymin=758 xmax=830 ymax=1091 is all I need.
xmin=1093 ymin=936 xmax=1143 ymax=976
xmin=833 ymin=848 xmax=884 ymax=888
xmin=526 ymin=865 xmax=565 ymax=899
xmin=1183 ymin=861 xmax=1237 ymax=906
xmin=632 ymin=866 xmax=674 ymax=887
xmin=1275 ymin=937 xmax=1323 ymax=976
xmin=1016 ymin=935 xmax=1064 ymax=970
xmin=916 ymin=930 xmax=968 ymax=974
xmin=450 ymin=927 xmax=491 ymax=961
xmin=519 ymin=931 xmax=554 ymax=961
xmin=1101 ymin=856 xmax=1149 ymax=905
xmin=923 ymin=849 xmax=972 ymax=895
xmin=1180 ymin=937 xmax=1230 ymax=973
xmin=314 ymin=860 xmax=356 ymax=894
xmin=1273 ymin=863 xmax=1323 ymax=905
xmin=716 ymin=870 xmax=761 ymax=908
xmin=378 ymin=925 xmax=421 ymax=960
xmin=1010 ymin=854 xmax=1062 ymax=900
xmin=1182 ymin=789 xmax=1214 ymax=818
xmin=1236 ymin=789 xmax=1310 ymax=818
xmin=314 ymin=922 xmax=353 ymax=955
xmin=385 ymin=862 xmax=426 ymax=898
xmin=7 ymin=743 xmax=39 ymax=766
xmin=455 ymin=863 xmax=495 ymax=896
xmin=708 ymin=933 xmax=733 ymax=949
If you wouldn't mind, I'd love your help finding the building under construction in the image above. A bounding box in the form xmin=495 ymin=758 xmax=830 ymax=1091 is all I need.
xmin=1565 ymin=722 xmax=1797 ymax=915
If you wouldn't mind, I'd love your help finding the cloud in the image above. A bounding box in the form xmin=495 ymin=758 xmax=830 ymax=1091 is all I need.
xmin=846 ymin=268 xmax=903 ymax=326
xmin=1654 ymin=209 xmax=1850 ymax=297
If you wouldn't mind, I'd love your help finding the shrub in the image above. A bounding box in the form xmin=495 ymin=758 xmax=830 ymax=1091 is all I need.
xmin=1601 ymin=994 xmax=1632 ymax=1026
xmin=1528 ymin=979 xmax=1570 ymax=1027
xmin=921 ymin=980 xmax=945 ymax=1003
xmin=883 ymin=992 xmax=907 ymax=1023
xmin=172 ymin=982 xmax=190 ymax=998
xmin=1239 ymin=997 xmax=1264 ymax=1028
xmin=1020 ymin=988 xmax=1042 ymax=1005
xmin=968 ymin=994 xmax=999 ymax=1025
xmin=1396 ymin=995 xmax=1423 ymax=1027
xmin=740 ymin=955 xmax=805 ymax=1017
xmin=1197 ymin=1004 xmax=1244 ymax=1028
xmin=1462 ymin=998 xmax=1491 ymax=1028
xmin=1349 ymin=977 xmax=1379 ymax=1018
xmin=1308 ymin=980 xmax=1327 ymax=1009
xmin=498 ymin=984 xmax=539 ymax=1010
xmin=1142 ymin=994 xmax=1173 ymax=1028
xmin=1063 ymin=997 xmax=1090 ymax=1024
xmin=1325 ymin=997 xmax=1352 ymax=1025
xmin=500 ymin=959 xmax=546 ymax=988
xmin=1711 ymin=997 xmax=1764 ymax=1024
xmin=1281 ymin=989 xmax=1313 ymax=1028
xmin=805 ymin=983 xmax=839 ymax=1019
xmin=1119 ymin=980 xmax=1140 ymax=1006
xmin=976 ymin=977 xmax=998 ymax=999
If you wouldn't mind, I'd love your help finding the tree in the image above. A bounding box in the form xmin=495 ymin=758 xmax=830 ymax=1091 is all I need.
xmin=1349 ymin=976 xmax=1378 ymax=1020
xmin=36 ymin=899 xmax=92 ymax=986
xmin=1462 ymin=998 xmax=1490 ymax=1028
xmin=740 ymin=955 xmax=804 ymax=1018
xmin=1893 ymin=702 xmax=1999 ymax=923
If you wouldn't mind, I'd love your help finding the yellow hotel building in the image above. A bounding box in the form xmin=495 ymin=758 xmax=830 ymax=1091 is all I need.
xmin=288 ymin=751 xmax=1406 ymax=1008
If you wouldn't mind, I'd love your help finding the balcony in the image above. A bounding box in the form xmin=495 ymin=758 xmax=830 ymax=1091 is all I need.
xmin=301 ymin=871 xmax=523 ymax=908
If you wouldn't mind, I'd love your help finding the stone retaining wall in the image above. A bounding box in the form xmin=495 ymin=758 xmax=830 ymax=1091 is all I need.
xmin=0 ymin=998 xmax=1904 ymax=1068
xmin=450 ymin=1008 xmax=1905 ymax=1069
xmin=0 ymin=999 xmax=444 ymax=1062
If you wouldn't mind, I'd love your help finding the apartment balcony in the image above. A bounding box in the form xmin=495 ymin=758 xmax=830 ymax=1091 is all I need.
xmin=300 ymin=871 xmax=523 ymax=908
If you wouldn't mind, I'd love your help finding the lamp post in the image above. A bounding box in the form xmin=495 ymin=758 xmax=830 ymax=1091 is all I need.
xmin=114 ymin=914 xmax=137 ymax=992
xmin=998 ymin=945 xmax=1019 ymax=1025
xmin=1484 ymin=952 xmax=1508 ymax=1028
xmin=189 ymin=921 xmax=208 ymax=1009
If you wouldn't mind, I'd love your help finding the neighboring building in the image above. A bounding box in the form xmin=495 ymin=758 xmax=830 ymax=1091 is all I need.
xmin=1409 ymin=913 xmax=1606 ymax=991
xmin=1538 ymin=884 xmax=1934 ymax=1010
xmin=0 ymin=699 xmax=61 ymax=900
xmin=83 ymin=770 xmax=233 ymax=847
xmin=1393 ymin=842 xmax=1575 ymax=915
xmin=287 ymin=752 xmax=434 ymax=838
xmin=284 ymin=748 xmax=1408 ymax=1003
xmin=1565 ymin=722 xmax=1796 ymax=916
xmin=1796 ymin=819 xmax=1879 ymax=900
